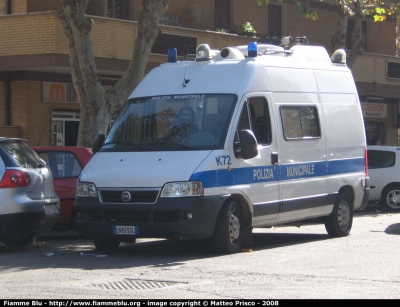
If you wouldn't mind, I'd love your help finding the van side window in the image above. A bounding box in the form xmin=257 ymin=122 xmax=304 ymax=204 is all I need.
xmin=249 ymin=98 xmax=272 ymax=145
xmin=280 ymin=106 xmax=320 ymax=140
xmin=237 ymin=98 xmax=272 ymax=145
xmin=237 ymin=104 xmax=251 ymax=131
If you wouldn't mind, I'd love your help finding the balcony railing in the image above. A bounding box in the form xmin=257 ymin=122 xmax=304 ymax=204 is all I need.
xmin=1 ymin=11 xmax=400 ymax=88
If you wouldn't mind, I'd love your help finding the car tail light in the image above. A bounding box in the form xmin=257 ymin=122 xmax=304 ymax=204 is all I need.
xmin=364 ymin=146 xmax=368 ymax=177
xmin=0 ymin=170 xmax=31 ymax=188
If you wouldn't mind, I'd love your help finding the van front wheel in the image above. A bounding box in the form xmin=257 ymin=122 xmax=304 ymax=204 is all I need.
xmin=324 ymin=193 xmax=353 ymax=237
xmin=213 ymin=200 xmax=243 ymax=254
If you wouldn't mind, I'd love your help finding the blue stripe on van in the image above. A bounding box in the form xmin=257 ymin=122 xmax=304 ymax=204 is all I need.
xmin=328 ymin=158 xmax=365 ymax=175
xmin=190 ymin=158 xmax=365 ymax=189
xmin=279 ymin=161 xmax=326 ymax=181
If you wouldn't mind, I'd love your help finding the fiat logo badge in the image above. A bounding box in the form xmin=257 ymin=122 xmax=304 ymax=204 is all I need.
xmin=121 ymin=191 xmax=131 ymax=202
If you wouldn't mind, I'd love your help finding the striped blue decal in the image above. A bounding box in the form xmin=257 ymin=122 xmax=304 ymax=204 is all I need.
xmin=190 ymin=170 xmax=221 ymax=188
xmin=280 ymin=161 xmax=326 ymax=181
xmin=232 ymin=166 xmax=278 ymax=185
xmin=190 ymin=166 xmax=278 ymax=188
xmin=190 ymin=158 xmax=365 ymax=189
xmin=328 ymin=158 xmax=365 ymax=175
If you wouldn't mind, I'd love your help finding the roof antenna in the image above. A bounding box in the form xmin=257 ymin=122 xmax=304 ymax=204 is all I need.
xmin=182 ymin=49 xmax=190 ymax=87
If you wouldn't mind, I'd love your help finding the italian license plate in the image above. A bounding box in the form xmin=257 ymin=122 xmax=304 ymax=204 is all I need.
xmin=44 ymin=203 xmax=59 ymax=215
xmin=113 ymin=225 xmax=138 ymax=235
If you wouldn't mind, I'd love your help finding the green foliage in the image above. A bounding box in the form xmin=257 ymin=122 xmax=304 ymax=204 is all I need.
xmin=296 ymin=1 xmax=318 ymax=20
xmin=373 ymin=7 xmax=387 ymax=21
xmin=242 ymin=22 xmax=256 ymax=33
xmin=375 ymin=8 xmax=386 ymax=14
xmin=254 ymin=0 xmax=400 ymax=23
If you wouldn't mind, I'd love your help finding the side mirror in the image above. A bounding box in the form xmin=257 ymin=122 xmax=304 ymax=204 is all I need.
xmin=92 ymin=134 xmax=105 ymax=155
xmin=234 ymin=130 xmax=258 ymax=160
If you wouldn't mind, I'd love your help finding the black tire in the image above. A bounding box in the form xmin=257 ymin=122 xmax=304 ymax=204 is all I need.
xmin=93 ymin=238 xmax=120 ymax=251
xmin=381 ymin=185 xmax=400 ymax=212
xmin=1 ymin=233 xmax=34 ymax=247
xmin=324 ymin=193 xmax=353 ymax=237
xmin=213 ymin=200 xmax=243 ymax=254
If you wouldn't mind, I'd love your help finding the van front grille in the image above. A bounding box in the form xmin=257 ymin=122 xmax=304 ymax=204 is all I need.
xmin=99 ymin=189 xmax=159 ymax=204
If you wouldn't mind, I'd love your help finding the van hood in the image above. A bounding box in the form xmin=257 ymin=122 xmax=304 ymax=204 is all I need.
xmin=79 ymin=151 xmax=212 ymax=188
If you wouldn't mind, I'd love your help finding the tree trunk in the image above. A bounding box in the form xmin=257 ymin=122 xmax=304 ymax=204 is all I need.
xmin=57 ymin=0 xmax=169 ymax=147
xmin=347 ymin=2 xmax=365 ymax=69
xmin=331 ymin=2 xmax=348 ymax=51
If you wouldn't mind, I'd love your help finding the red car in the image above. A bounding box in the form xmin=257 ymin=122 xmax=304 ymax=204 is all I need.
xmin=32 ymin=146 xmax=93 ymax=229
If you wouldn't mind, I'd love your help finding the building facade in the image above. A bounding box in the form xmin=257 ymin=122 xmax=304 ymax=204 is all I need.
xmin=1 ymin=0 xmax=399 ymax=146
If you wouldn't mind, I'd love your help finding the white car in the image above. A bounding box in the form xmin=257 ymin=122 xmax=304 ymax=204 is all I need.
xmin=367 ymin=145 xmax=400 ymax=211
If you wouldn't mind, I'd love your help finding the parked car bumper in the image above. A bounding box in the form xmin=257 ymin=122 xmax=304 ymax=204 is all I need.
xmin=0 ymin=194 xmax=60 ymax=215
xmin=0 ymin=210 xmax=60 ymax=237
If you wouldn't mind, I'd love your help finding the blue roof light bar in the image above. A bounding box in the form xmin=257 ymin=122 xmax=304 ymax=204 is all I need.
xmin=167 ymin=48 xmax=177 ymax=63
xmin=248 ymin=42 xmax=258 ymax=57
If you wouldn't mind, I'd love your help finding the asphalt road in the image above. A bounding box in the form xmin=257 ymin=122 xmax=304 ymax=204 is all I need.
xmin=0 ymin=207 xmax=399 ymax=300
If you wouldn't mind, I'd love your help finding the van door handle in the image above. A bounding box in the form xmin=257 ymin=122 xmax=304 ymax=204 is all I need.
xmin=271 ymin=152 xmax=278 ymax=165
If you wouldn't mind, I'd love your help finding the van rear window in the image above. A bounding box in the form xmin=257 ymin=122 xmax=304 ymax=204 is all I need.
xmin=280 ymin=106 xmax=320 ymax=140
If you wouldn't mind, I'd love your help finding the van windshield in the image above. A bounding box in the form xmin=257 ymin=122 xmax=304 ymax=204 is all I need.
xmin=103 ymin=94 xmax=237 ymax=151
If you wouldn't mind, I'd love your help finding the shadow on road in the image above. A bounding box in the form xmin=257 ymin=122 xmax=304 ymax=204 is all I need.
xmin=385 ymin=223 xmax=400 ymax=234
xmin=0 ymin=209 xmax=398 ymax=272
xmin=0 ymin=227 xmax=332 ymax=272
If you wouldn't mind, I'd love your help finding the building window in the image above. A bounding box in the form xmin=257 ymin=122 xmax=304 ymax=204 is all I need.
xmin=107 ymin=0 xmax=128 ymax=19
xmin=152 ymin=33 xmax=197 ymax=57
xmin=346 ymin=19 xmax=367 ymax=51
xmin=268 ymin=4 xmax=282 ymax=39
xmin=214 ymin=0 xmax=230 ymax=31
xmin=159 ymin=14 xmax=182 ymax=27
xmin=387 ymin=62 xmax=400 ymax=79
xmin=258 ymin=4 xmax=282 ymax=45
xmin=86 ymin=0 xmax=103 ymax=17
xmin=87 ymin=0 xmax=129 ymax=20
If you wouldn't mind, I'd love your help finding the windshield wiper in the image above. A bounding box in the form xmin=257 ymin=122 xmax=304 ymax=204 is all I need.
xmin=147 ymin=141 xmax=193 ymax=150
xmin=103 ymin=141 xmax=145 ymax=151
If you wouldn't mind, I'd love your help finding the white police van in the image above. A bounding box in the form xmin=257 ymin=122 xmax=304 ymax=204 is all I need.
xmin=75 ymin=38 xmax=370 ymax=254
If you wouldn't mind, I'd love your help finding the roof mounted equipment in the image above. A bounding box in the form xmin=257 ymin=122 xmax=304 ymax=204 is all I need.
xmin=196 ymin=44 xmax=212 ymax=61
xmin=331 ymin=49 xmax=347 ymax=64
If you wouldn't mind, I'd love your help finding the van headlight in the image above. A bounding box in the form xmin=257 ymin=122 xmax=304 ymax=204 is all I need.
xmin=76 ymin=182 xmax=97 ymax=197
xmin=161 ymin=181 xmax=203 ymax=197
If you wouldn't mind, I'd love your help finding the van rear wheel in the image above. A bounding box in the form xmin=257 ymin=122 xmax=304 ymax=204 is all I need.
xmin=324 ymin=193 xmax=353 ymax=237
xmin=213 ymin=200 xmax=243 ymax=254
xmin=93 ymin=238 xmax=120 ymax=251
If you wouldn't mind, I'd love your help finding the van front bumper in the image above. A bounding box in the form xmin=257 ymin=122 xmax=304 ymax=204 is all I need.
xmin=75 ymin=195 xmax=229 ymax=241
